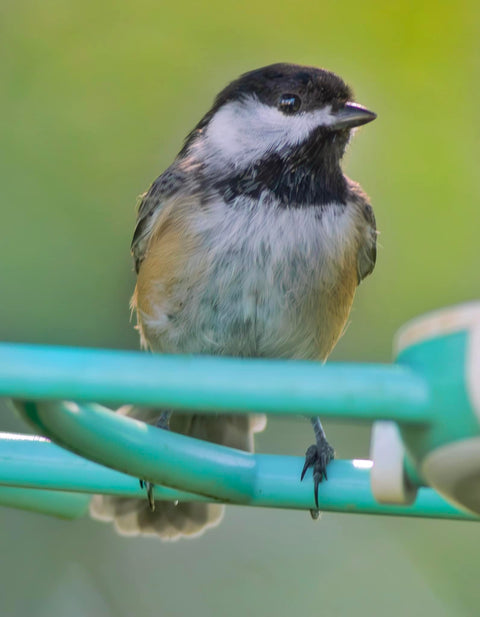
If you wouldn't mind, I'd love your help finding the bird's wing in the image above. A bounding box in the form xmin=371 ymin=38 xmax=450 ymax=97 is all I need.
xmin=357 ymin=202 xmax=377 ymax=283
xmin=346 ymin=179 xmax=377 ymax=283
xmin=131 ymin=168 xmax=184 ymax=273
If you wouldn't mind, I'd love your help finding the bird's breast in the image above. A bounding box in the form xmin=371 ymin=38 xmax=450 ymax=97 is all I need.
xmin=135 ymin=196 xmax=363 ymax=359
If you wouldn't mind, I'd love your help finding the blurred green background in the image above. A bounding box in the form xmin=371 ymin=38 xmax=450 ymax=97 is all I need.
xmin=1 ymin=1 xmax=480 ymax=615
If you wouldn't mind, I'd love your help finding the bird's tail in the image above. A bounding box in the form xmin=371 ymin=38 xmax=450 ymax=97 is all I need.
xmin=89 ymin=406 xmax=266 ymax=540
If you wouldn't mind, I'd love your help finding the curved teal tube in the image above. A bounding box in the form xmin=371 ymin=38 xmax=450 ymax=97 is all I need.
xmin=1 ymin=343 xmax=431 ymax=423
xmin=0 ymin=486 xmax=89 ymax=519
xmin=0 ymin=432 xmax=211 ymax=503
xmin=13 ymin=401 xmax=476 ymax=520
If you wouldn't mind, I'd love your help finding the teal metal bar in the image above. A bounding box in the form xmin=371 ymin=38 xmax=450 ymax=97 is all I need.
xmin=0 ymin=434 xmax=92 ymax=518
xmin=0 ymin=430 xmax=474 ymax=521
xmin=0 ymin=486 xmax=89 ymax=519
xmin=0 ymin=432 xmax=210 ymax=502
xmin=0 ymin=343 xmax=431 ymax=423
xmin=20 ymin=401 xmax=256 ymax=503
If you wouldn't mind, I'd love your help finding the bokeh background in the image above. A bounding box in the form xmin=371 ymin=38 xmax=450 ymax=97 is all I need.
xmin=1 ymin=1 xmax=480 ymax=615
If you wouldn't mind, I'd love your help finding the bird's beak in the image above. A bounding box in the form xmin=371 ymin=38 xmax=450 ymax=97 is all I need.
xmin=331 ymin=102 xmax=377 ymax=129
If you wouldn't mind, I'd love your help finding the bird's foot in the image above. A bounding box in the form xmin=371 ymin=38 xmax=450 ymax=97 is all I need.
xmin=139 ymin=410 xmax=173 ymax=512
xmin=301 ymin=438 xmax=335 ymax=518
xmin=139 ymin=479 xmax=156 ymax=512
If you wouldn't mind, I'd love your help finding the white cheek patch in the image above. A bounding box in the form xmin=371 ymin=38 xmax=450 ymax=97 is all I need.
xmin=203 ymin=97 xmax=338 ymax=169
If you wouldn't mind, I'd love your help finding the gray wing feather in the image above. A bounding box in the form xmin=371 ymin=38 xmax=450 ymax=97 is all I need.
xmin=357 ymin=202 xmax=377 ymax=283
xmin=131 ymin=167 xmax=183 ymax=273
xmin=346 ymin=178 xmax=377 ymax=284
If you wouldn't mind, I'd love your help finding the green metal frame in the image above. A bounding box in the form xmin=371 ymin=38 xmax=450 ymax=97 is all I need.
xmin=1 ymin=343 xmax=429 ymax=420
xmin=0 ymin=316 xmax=479 ymax=523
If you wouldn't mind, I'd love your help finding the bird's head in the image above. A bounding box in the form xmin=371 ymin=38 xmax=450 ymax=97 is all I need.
xmin=182 ymin=63 xmax=376 ymax=174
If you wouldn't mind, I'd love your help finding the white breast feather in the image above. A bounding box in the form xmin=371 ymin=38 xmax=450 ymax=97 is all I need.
xmin=140 ymin=195 xmax=365 ymax=360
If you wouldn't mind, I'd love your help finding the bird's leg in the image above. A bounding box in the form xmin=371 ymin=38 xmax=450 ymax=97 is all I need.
xmin=301 ymin=416 xmax=335 ymax=519
xmin=139 ymin=410 xmax=173 ymax=512
xmin=156 ymin=410 xmax=174 ymax=430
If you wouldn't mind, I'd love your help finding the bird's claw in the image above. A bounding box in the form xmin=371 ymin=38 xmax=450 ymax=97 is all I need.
xmin=139 ymin=479 xmax=156 ymax=512
xmin=301 ymin=440 xmax=335 ymax=513
xmin=137 ymin=411 xmax=173 ymax=512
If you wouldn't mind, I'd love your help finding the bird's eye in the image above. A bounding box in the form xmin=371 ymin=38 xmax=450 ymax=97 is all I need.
xmin=278 ymin=93 xmax=301 ymax=114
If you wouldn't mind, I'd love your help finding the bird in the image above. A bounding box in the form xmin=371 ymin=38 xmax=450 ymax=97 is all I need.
xmin=90 ymin=62 xmax=377 ymax=539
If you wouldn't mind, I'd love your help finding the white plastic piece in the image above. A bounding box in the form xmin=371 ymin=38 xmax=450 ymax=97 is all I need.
xmin=467 ymin=322 xmax=480 ymax=420
xmin=421 ymin=437 xmax=480 ymax=514
xmin=394 ymin=299 xmax=480 ymax=423
xmin=394 ymin=300 xmax=480 ymax=355
xmin=370 ymin=421 xmax=417 ymax=505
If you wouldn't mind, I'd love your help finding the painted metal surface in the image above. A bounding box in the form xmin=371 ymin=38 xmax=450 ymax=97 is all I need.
xmin=0 ymin=428 xmax=474 ymax=521
xmin=0 ymin=301 xmax=479 ymax=520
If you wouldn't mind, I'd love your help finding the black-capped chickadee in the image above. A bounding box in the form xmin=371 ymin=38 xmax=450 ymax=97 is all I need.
xmin=90 ymin=63 xmax=377 ymax=539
